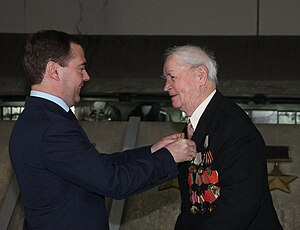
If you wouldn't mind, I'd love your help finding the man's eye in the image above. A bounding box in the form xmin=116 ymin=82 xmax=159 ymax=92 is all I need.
xmin=161 ymin=75 xmax=177 ymax=81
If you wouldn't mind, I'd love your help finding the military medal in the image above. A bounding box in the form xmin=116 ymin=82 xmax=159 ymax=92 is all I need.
xmin=190 ymin=205 xmax=199 ymax=214
xmin=197 ymin=149 xmax=206 ymax=175
xmin=198 ymin=166 xmax=204 ymax=175
xmin=189 ymin=164 xmax=197 ymax=173
xmin=205 ymin=150 xmax=213 ymax=176
xmin=206 ymin=166 xmax=212 ymax=176
xmin=193 ymin=152 xmax=202 ymax=165
xmin=187 ymin=134 xmax=221 ymax=214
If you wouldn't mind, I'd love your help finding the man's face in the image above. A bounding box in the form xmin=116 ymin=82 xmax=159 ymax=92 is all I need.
xmin=58 ymin=43 xmax=90 ymax=107
xmin=162 ymin=56 xmax=200 ymax=115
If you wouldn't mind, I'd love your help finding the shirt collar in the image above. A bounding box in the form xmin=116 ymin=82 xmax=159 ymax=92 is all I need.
xmin=189 ymin=89 xmax=216 ymax=129
xmin=30 ymin=90 xmax=69 ymax=112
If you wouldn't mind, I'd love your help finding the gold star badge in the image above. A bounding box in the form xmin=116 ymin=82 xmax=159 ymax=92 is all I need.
xmin=268 ymin=162 xmax=297 ymax=193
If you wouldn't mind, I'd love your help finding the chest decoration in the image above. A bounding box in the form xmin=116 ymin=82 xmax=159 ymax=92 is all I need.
xmin=188 ymin=135 xmax=220 ymax=214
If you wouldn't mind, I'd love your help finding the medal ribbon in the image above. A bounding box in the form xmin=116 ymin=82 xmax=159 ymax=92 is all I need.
xmin=187 ymin=136 xmax=220 ymax=214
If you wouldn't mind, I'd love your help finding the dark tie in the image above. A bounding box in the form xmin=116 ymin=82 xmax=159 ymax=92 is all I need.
xmin=68 ymin=109 xmax=78 ymax=123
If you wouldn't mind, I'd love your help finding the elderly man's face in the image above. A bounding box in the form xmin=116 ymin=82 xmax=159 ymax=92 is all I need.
xmin=163 ymin=56 xmax=201 ymax=115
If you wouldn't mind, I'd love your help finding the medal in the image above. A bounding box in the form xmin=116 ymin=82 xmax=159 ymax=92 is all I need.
xmin=180 ymin=132 xmax=185 ymax=139
xmin=206 ymin=150 xmax=214 ymax=164
xmin=208 ymin=203 xmax=216 ymax=213
xmin=186 ymin=133 xmax=220 ymax=215
xmin=190 ymin=205 xmax=199 ymax=214
xmin=208 ymin=170 xmax=219 ymax=184
xmin=198 ymin=166 xmax=204 ymax=174
xmin=189 ymin=164 xmax=197 ymax=173
xmin=206 ymin=166 xmax=212 ymax=176
xmin=204 ymin=135 xmax=209 ymax=149
xmin=193 ymin=152 xmax=202 ymax=165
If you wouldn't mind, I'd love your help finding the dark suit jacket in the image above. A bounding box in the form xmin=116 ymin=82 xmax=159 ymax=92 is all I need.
xmin=175 ymin=90 xmax=282 ymax=230
xmin=9 ymin=96 xmax=178 ymax=230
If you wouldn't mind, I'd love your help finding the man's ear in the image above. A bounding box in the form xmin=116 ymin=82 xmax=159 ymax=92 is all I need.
xmin=46 ymin=61 xmax=60 ymax=81
xmin=197 ymin=65 xmax=208 ymax=86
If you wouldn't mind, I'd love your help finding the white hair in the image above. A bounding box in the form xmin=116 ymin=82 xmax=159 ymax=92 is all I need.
xmin=164 ymin=45 xmax=218 ymax=84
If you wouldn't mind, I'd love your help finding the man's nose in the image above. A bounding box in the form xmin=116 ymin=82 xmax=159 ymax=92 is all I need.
xmin=163 ymin=80 xmax=171 ymax=92
xmin=83 ymin=71 xmax=90 ymax=81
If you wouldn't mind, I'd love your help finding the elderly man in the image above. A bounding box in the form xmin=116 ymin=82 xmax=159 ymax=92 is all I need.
xmin=162 ymin=45 xmax=282 ymax=230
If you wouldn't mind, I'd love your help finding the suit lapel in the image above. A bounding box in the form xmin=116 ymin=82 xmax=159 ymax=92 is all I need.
xmin=192 ymin=90 xmax=224 ymax=152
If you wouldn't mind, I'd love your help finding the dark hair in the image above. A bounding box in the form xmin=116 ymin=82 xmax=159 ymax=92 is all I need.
xmin=23 ymin=30 xmax=83 ymax=85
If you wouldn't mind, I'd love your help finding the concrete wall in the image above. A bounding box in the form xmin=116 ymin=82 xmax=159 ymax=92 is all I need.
xmin=0 ymin=121 xmax=299 ymax=229
xmin=0 ymin=0 xmax=300 ymax=35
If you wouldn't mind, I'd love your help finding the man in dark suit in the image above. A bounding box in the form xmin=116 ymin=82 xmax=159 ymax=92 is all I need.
xmin=161 ymin=45 xmax=282 ymax=229
xmin=9 ymin=30 xmax=196 ymax=230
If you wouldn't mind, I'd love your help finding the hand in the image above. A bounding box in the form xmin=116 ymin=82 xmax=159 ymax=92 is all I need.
xmin=151 ymin=133 xmax=183 ymax=153
xmin=165 ymin=138 xmax=196 ymax=163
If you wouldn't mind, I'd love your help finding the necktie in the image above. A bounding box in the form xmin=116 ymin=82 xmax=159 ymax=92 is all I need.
xmin=187 ymin=119 xmax=194 ymax=139
xmin=68 ymin=109 xmax=78 ymax=123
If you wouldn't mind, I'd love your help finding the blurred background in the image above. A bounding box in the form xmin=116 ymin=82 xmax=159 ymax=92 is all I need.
xmin=0 ymin=1 xmax=299 ymax=229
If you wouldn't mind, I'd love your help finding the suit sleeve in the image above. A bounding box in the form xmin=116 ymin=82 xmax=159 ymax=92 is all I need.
xmin=42 ymin=120 xmax=178 ymax=199
xmin=102 ymin=145 xmax=155 ymax=165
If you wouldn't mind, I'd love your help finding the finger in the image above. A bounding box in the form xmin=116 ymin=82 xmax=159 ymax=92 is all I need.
xmin=167 ymin=133 xmax=182 ymax=140
xmin=187 ymin=139 xmax=195 ymax=146
xmin=191 ymin=151 xmax=196 ymax=158
xmin=175 ymin=133 xmax=184 ymax=139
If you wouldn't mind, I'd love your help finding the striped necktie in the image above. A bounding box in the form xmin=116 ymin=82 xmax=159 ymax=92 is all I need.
xmin=187 ymin=119 xmax=194 ymax=139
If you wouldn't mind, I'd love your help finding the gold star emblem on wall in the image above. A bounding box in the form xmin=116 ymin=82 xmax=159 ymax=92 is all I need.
xmin=268 ymin=162 xmax=297 ymax=193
